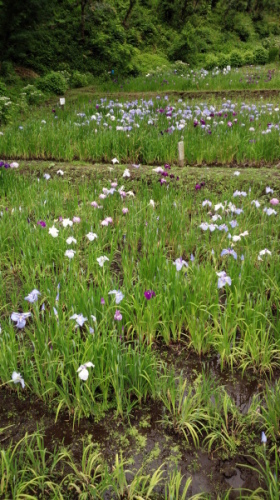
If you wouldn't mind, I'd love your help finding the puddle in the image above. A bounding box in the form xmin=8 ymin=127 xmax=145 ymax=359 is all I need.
xmin=225 ymin=468 xmax=244 ymax=489
xmin=164 ymin=349 xmax=264 ymax=414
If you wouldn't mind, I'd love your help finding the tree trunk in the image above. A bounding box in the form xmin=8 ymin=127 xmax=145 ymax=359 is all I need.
xmin=81 ymin=0 xmax=86 ymax=42
xmin=123 ymin=0 xmax=136 ymax=27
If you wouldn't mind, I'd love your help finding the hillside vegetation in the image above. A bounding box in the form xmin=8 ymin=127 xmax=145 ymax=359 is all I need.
xmin=0 ymin=0 xmax=280 ymax=78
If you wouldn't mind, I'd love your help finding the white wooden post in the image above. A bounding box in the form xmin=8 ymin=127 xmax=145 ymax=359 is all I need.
xmin=178 ymin=141 xmax=184 ymax=167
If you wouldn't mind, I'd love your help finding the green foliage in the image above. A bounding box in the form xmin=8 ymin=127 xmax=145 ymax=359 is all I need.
xmin=233 ymin=13 xmax=255 ymax=42
xmin=0 ymin=0 xmax=279 ymax=76
xmin=254 ymin=46 xmax=269 ymax=64
xmin=230 ymin=49 xmax=244 ymax=67
xmin=243 ymin=50 xmax=255 ymax=65
xmin=173 ymin=60 xmax=190 ymax=75
xmin=21 ymin=84 xmax=44 ymax=105
xmin=0 ymin=96 xmax=13 ymax=124
xmin=132 ymin=51 xmax=170 ymax=74
xmin=36 ymin=71 xmax=68 ymax=95
xmin=217 ymin=53 xmax=231 ymax=68
xmin=268 ymin=45 xmax=279 ymax=62
xmin=0 ymin=79 xmax=7 ymax=96
xmin=0 ymin=61 xmax=18 ymax=84
xmin=70 ymin=71 xmax=89 ymax=89
xmin=204 ymin=53 xmax=219 ymax=70
xmin=255 ymin=20 xmax=270 ymax=38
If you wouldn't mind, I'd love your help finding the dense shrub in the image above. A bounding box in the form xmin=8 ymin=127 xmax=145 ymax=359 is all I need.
xmin=204 ymin=53 xmax=219 ymax=70
xmin=0 ymin=61 xmax=14 ymax=78
xmin=70 ymin=71 xmax=89 ymax=88
xmin=21 ymin=84 xmax=44 ymax=105
xmin=0 ymin=80 xmax=7 ymax=97
xmin=174 ymin=60 xmax=190 ymax=75
xmin=217 ymin=53 xmax=231 ymax=68
xmin=254 ymin=46 xmax=269 ymax=65
xmin=268 ymin=46 xmax=279 ymax=62
xmin=243 ymin=50 xmax=255 ymax=65
xmin=36 ymin=71 xmax=68 ymax=95
xmin=0 ymin=61 xmax=18 ymax=84
xmin=255 ymin=21 xmax=270 ymax=38
xmin=0 ymin=96 xmax=13 ymax=125
xmin=132 ymin=51 xmax=170 ymax=74
xmin=230 ymin=50 xmax=244 ymax=67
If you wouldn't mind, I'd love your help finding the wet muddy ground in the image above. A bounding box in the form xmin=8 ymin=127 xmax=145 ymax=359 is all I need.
xmin=1 ymin=349 xmax=267 ymax=498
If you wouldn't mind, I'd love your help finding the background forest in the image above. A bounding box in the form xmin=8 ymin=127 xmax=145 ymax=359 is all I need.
xmin=0 ymin=0 xmax=280 ymax=78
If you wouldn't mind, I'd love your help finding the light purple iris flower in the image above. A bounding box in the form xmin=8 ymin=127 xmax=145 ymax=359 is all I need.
xmin=114 ymin=310 xmax=122 ymax=321
xmin=11 ymin=312 xmax=32 ymax=329
xmin=109 ymin=290 xmax=124 ymax=304
xmin=261 ymin=431 xmax=267 ymax=444
xmin=202 ymin=200 xmax=212 ymax=207
xmin=24 ymin=289 xmax=41 ymax=303
xmin=221 ymin=248 xmax=237 ymax=260
xmin=216 ymin=272 xmax=232 ymax=289
xmin=229 ymin=220 xmax=238 ymax=228
xmin=70 ymin=314 xmax=88 ymax=327
xmin=173 ymin=257 xmax=188 ymax=271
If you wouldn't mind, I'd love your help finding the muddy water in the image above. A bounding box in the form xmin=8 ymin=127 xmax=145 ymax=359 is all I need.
xmin=168 ymin=349 xmax=261 ymax=414
xmin=0 ymin=350 xmax=265 ymax=498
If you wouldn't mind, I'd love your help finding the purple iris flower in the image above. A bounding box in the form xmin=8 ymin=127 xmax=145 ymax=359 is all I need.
xmin=101 ymin=297 xmax=105 ymax=305
xmin=11 ymin=312 xmax=32 ymax=329
xmin=37 ymin=220 xmax=46 ymax=227
xmin=144 ymin=290 xmax=156 ymax=300
xmin=4 ymin=163 xmax=10 ymax=169
xmin=195 ymin=184 xmax=201 ymax=190
xmin=0 ymin=161 xmax=4 ymax=167
xmin=221 ymin=249 xmax=237 ymax=260
xmin=164 ymin=164 xmax=171 ymax=170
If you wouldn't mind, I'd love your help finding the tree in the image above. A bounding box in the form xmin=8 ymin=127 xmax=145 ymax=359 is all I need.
xmin=0 ymin=0 xmax=52 ymax=61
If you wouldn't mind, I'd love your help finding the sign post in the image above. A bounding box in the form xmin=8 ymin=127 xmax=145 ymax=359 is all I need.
xmin=60 ymin=97 xmax=65 ymax=110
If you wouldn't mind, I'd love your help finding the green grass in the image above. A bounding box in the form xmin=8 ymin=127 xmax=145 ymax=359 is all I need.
xmin=91 ymin=64 xmax=280 ymax=94
xmin=0 ymin=163 xmax=280 ymax=497
xmin=1 ymin=93 xmax=280 ymax=164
